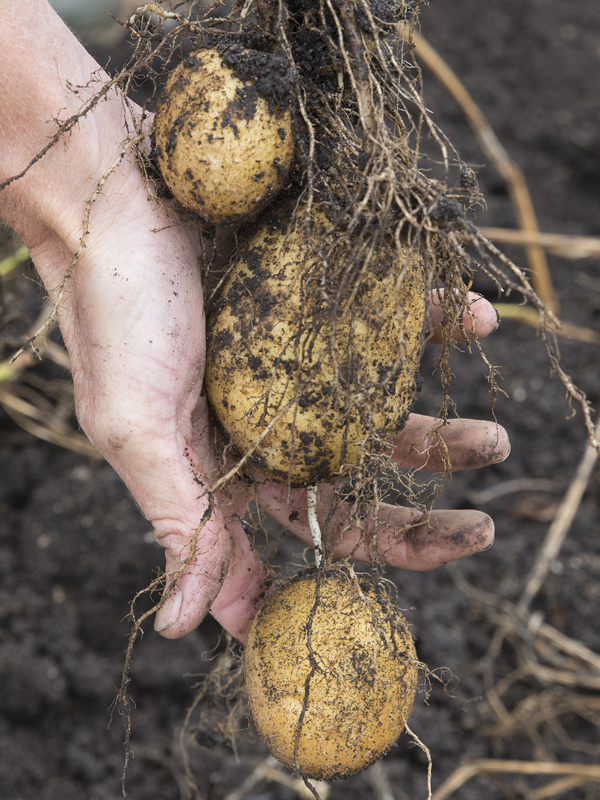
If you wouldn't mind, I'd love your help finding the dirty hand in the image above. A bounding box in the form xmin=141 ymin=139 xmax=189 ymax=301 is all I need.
xmin=0 ymin=0 xmax=509 ymax=643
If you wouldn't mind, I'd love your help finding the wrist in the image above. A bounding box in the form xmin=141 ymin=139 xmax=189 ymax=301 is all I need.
xmin=0 ymin=0 xmax=140 ymax=285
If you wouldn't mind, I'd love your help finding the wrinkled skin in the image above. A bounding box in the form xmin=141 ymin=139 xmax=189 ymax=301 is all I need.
xmin=0 ymin=1 xmax=510 ymax=643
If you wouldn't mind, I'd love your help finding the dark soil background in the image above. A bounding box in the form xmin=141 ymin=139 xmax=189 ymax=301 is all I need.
xmin=1 ymin=1 xmax=600 ymax=799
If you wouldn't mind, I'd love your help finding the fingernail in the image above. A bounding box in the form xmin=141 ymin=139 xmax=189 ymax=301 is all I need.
xmin=155 ymin=584 xmax=183 ymax=632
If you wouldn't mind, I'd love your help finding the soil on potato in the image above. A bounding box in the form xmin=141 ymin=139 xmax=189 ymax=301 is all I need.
xmin=1 ymin=1 xmax=600 ymax=798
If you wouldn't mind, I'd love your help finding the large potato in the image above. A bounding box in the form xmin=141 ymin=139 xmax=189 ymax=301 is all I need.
xmin=244 ymin=569 xmax=419 ymax=779
xmin=204 ymin=203 xmax=426 ymax=484
xmin=154 ymin=48 xmax=294 ymax=225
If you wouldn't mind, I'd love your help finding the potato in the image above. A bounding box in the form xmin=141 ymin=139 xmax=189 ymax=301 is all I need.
xmin=244 ymin=569 xmax=418 ymax=779
xmin=204 ymin=202 xmax=426 ymax=484
xmin=154 ymin=48 xmax=294 ymax=225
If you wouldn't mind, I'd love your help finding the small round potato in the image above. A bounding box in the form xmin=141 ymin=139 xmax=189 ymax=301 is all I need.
xmin=204 ymin=203 xmax=426 ymax=484
xmin=244 ymin=570 xmax=418 ymax=780
xmin=154 ymin=48 xmax=294 ymax=225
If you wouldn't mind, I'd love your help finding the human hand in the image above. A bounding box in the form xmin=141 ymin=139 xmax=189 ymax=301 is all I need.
xmin=0 ymin=1 xmax=509 ymax=645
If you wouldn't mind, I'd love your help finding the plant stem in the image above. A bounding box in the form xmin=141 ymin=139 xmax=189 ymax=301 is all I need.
xmin=307 ymin=486 xmax=323 ymax=567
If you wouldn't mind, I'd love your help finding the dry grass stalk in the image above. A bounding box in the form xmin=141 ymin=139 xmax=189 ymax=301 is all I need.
xmin=443 ymin=414 xmax=600 ymax=799
xmin=535 ymin=622 xmax=600 ymax=673
xmin=493 ymin=303 xmax=600 ymax=346
xmin=480 ymin=227 xmax=600 ymax=261
xmin=528 ymin=775 xmax=589 ymax=800
xmin=517 ymin=414 xmax=600 ymax=614
xmin=407 ymin=30 xmax=557 ymax=313
xmin=222 ymin=755 xmax=330 ymax=800
xmin=0 ymin=386 xmax=98 ymax=456
xmin=0 ymin=292 xmax=98 ymax=455
xmin=431 ymin=760 xmax=600 ymax=800
xmin=485 ymin=689 xmax=600 ymax=740
xmin=369 ymin=760 xmax=408 ymax=800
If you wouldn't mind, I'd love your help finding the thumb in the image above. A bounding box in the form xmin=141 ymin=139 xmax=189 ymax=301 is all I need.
xmin=80 ymin=404 xmax=266 ymax=640
xmin=153 ymin=479 xmax=266 ymax=642
xmin=152 ymin=486 xmax=234 ymax=637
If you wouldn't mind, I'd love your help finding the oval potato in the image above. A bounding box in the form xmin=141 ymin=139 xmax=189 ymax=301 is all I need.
xmin=204 ymin=203 xmax=426 ymax=484
xmin=154 ymin=48 xmax=294 ymax=225
xmin=244 ymin=570 xmax=418 ymax=780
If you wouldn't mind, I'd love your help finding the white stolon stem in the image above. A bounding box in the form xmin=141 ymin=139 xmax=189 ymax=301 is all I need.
xmin=306 ymin=485 xmax=323 ymax=568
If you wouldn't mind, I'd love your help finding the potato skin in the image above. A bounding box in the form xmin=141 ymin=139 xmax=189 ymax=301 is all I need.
xmin=204 ymin=203 xmax=426 ymax=484
xmin=154 ymin=49 xmax=294 ymax=225
xmin=244 ymin=570 xmax=418 ymax=780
